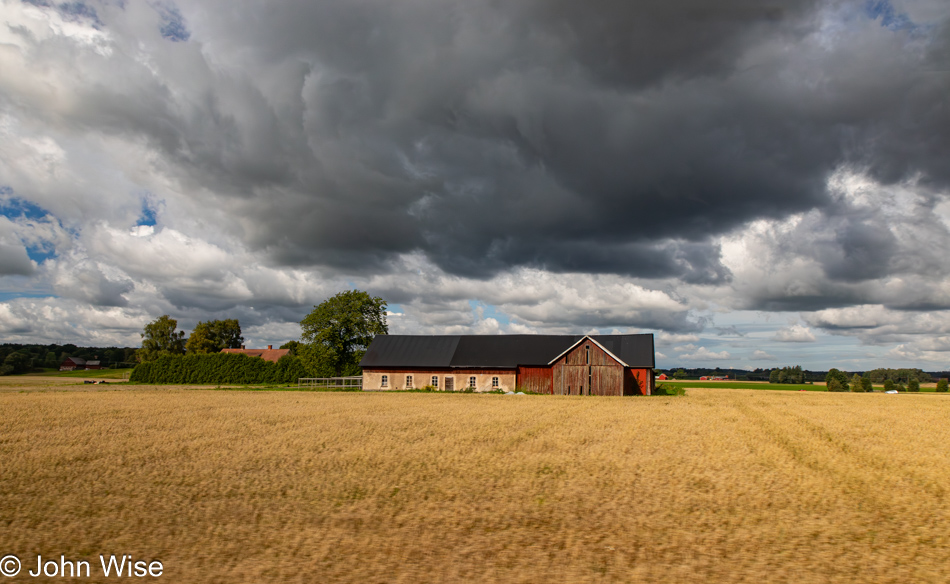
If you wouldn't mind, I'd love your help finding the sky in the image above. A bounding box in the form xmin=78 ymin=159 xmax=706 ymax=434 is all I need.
xmin=1 ymin=0 xmax=949 ymax=370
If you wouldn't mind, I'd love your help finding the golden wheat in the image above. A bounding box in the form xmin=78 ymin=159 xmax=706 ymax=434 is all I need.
xmin=1 ymin=380 xmax=948 ymax=583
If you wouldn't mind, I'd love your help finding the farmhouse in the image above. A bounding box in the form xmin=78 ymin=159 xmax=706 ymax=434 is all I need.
xmin=360 ymin=334 xmax=655 ymax=395
xmin=220 ymin=345 xmax=290 ymax=363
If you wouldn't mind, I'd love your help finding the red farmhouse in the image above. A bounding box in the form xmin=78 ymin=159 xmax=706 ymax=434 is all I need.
xmin=360 ymin=334 xmax=655 ymax=396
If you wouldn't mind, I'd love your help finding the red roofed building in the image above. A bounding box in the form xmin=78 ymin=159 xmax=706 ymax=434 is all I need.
xmin=221 ymin=345 xmax=290 ymax=363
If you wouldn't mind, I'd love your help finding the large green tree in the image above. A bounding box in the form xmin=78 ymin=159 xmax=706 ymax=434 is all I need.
xmin=186 ymin=319 xmax=243 ymax=354
xmin=138 ymin=315 xmax=186 ymax=362
xmin=299 ymin=290 xmax=388 ymax=376
xmin=825 ymin=368 xmax=850 ymax=392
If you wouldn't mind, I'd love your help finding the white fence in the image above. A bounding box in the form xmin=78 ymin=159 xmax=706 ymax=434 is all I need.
xmin=297 ymin=376 xmax=363 ymax=390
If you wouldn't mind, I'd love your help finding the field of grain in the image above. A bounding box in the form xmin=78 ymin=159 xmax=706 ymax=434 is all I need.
xmin=2 ymin=379 xmax=949 ymax=583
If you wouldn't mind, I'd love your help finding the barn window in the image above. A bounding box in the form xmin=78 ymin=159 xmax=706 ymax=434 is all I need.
xmin=469 ymin=376 xmax=477 ymax=388
xmin=431 ymin=376 xmax=439 ymax=388
xmin=492 ymin=376 xmax=499 ymax=388
xmin=381 ymin=375 xmax=388 ymax=388
xmin=586 ymin=344 xmax=590 ymax=364
xmin=406 ymin=375 xmax=413 ymax=388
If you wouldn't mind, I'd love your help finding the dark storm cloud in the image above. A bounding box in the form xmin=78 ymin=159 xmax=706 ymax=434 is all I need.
xmin=25 ymin=0 xmax=950 ymax=283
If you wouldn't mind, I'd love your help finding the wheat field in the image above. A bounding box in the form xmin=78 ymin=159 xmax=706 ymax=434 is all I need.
xmin=1 ymin=380 xmax=949 ymax=583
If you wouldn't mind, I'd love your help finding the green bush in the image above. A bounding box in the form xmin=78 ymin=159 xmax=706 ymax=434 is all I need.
xmin=129 ymin=352 xmax=311 ymax=385
xmin=883 ymin=379 xmax=895 ymax=392
xmin=653 ymin=383 xmax=686 ymax=396
xmin=907 ymin=378 xmax=920 ymax=392
xmin=937 ymin=378 xmax=949 ymax=393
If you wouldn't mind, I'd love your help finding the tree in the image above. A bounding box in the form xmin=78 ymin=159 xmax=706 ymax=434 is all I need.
xmin=861 ymin=376 xmax=873 ymax=393
xmin=937 ymin=378 xmax=949 ymax=393
xmin=769 ymin=369 xmax=780 ymax=383
xmin=279 ymin=340 xmax=302 ymax=356
xmin=827 ymin=378 xmax=846 ymax=392
xmin=2 ymin=352 xmax=31 ymax=375
xmin=673 ymin=369 xmax=687 ymax=379
xmin=883 ymin=378 xmax=895 ymax=392
xmin=186 ymin=319 xmax=243 ymax=354
xmin=907 ymin=377 xmax=920 ymax=392
xmin=850 ymin=373 xmax=864 ymax=393
xmin=138 ymin=315 xmax=186 ymax=362
xmin=299 ymin=290 xmax=388 ymax=376
xmin=825 ymin=368 xmax=850 ymax=392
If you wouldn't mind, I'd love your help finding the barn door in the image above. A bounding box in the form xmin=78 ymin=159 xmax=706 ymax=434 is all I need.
xmin=445 ymin=377 xmax=454 ymax=392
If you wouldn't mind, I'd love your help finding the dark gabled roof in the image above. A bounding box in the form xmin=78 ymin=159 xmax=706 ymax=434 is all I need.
xmin=451 ymin=335 xmax=579 ymax=367
xmin=590 ymin=335 xmax=656 ymax=368
xmin=360 ymin=334 xmax=654 ymax=369
xmin=359 ymin=335 xmax=460 ymax=368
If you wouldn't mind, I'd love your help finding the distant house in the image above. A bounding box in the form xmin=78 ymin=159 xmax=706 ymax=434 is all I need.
xmin=85 ymin=360 xmax=102 ymax=370
xmin=360 ymin=334 xmax=655 ymax=395
xmin=657 ymin=373 xmax=668 ymax=380
xmin=220 ymin=345 xmax=290 ymax=364
xmin=699 ymin=375 xmax=729 ymax=381
xmin=59 ymin=357 xmax=86 ymax=371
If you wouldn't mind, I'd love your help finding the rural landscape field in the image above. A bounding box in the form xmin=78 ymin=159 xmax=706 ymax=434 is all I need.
xmin=2 ymin=377 xmax=949 ymax=583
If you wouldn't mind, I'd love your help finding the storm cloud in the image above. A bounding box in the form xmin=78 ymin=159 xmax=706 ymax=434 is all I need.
xmin=1 ymin=0 xmax=950 ymax=367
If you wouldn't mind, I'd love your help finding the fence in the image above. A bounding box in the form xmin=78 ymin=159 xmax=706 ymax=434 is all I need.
xmin=297 ymin=376 xmax=363 ymax=390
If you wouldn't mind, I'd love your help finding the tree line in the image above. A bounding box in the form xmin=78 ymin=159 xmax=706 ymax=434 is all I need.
xmin=824 ymin=367 xmax=946 ymax=392
xmin=132 ymin=290 xmax=388 ymax=383
xmin=0 ymin=344 xmax=138 ymax=375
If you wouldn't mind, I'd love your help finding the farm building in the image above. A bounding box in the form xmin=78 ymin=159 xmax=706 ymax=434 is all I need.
xmin=59 ymin=357 xmax=86 ymax=371
xmin=221 ymin=345 xmax=290 ymax=364
xmin=360 ymin=334 xmax=655 ymax=395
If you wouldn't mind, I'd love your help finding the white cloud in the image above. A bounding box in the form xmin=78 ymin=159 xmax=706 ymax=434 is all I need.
xmin=656 ymin=332 xmax=701 ymax=346
xmin=750 ymin=349 xmax=777 ymax=360
xmin=772 ymin=325 xmax=817 ymax=343
xmin=678 ymin=346 xmax=731 ymax=361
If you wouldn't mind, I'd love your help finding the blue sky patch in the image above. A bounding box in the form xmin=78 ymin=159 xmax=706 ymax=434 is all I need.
xmin=0 ymin=193 xmax=59 ymax=264
xmin=0 ymin=292 xmax=56 ymax=302
xmin=152 ymin=1 xmax=190 ymax=42
xmin=137 ymin=201 xmax=158 ymax=227
xmin=21 ymin=0 xmax=102 ymax=27
xmin=865 ymin=0 xmax=917 ymax=32
xmin=470 ymin=300 xmax=511 ymax=325
xmin=0 ymin=193 xmax=51 ymax=222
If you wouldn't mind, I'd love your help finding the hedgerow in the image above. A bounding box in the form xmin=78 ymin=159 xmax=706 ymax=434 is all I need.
xmin=129 ymin=353 xmax=311 ymax=385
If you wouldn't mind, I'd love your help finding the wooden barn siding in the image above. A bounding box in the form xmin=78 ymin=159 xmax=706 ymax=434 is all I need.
xmin=553 ymin=342 xmax=625 ymax=396
xmin=624 ymin=368 xmax=653 ymax=396
xmin=516 ymin=366 xmax=553 ymax=394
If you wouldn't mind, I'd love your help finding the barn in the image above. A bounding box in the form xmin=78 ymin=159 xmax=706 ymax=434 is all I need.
xmin=59 ymin=357 xmax=86 ymax=371
xmin=360 ymin=334 xmax=655 ymax=395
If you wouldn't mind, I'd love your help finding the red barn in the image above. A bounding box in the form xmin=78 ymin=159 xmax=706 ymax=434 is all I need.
xmin=59 ymin=357 xmax=86 ymax=371
xmin=360 ymin=334 xmax=655 ymax=395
